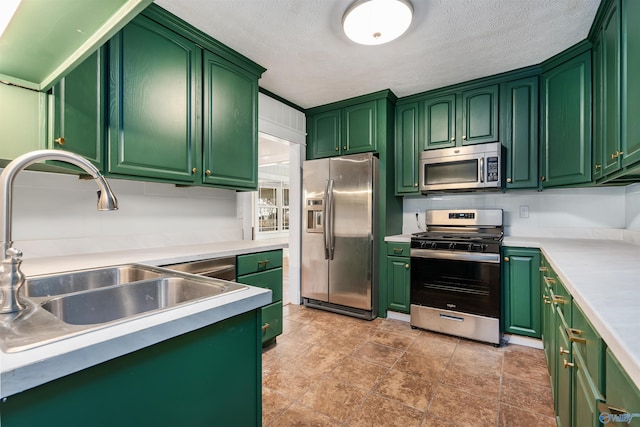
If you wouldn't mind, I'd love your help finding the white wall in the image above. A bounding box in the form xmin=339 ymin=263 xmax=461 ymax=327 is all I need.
xmin=5 ymin=169 xmax=241 ymax=259
xmin=403 ymin=186 xmax=628 ymax=239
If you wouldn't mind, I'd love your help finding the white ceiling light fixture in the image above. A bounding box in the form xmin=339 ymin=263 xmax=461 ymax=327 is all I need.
xmin=342 ymin=0 xmax=413 ymax=46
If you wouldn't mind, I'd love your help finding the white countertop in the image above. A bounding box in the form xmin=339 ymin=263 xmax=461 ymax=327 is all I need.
xmin=384 ymin=234 xmax=411 ymax=243
xmin=504 ymin=236 xmax=640 ymax=389
xmin=0 ymin=239 xmax=287 ymax=398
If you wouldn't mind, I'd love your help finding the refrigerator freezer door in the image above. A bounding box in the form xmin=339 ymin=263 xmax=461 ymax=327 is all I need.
xmin=328 ymin=154 xmax=374 ymax=310
xmin=302 ymin=158 xmax=330 ymax=302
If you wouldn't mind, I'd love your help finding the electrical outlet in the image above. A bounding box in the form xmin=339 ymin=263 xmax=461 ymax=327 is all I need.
xmin=519 ymin=205 xmax=529 ymax=218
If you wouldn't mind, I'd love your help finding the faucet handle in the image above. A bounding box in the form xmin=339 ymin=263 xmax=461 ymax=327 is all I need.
xmin=5 ymin=247 xmax=22 ymax=261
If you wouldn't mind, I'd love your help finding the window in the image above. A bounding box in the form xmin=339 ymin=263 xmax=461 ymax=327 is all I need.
xmin=257 ymin=182 xmax=289 ymax=234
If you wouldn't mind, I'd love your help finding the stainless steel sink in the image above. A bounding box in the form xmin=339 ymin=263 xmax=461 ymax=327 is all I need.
xmin=24 ymin=264 xmax=164 ymax=298
xmin=0 ymin=264 xmax=249 ymax=352
xmin=41 ymin=277 xmax=240 ymax=325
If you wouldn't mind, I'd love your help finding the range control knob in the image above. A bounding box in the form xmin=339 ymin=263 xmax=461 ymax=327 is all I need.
xmin=448 ymin=242 xmax=456 ymax=250
xmin=420 ymin=241 xmax=430 ymax=249
xmin=431 ymin=241 xmax=438 ymax=249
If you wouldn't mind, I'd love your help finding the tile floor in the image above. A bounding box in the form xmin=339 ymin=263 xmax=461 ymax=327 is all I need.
xmin=262 ymin=304 xmax=556 ymax=427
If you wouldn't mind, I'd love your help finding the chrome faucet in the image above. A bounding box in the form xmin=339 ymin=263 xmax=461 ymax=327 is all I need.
xmin=0 ymin=150 xmax=118 ymax=314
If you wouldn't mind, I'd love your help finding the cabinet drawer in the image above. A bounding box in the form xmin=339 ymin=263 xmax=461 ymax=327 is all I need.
xmin=387 ymin=242 xmax=410 ymax=256
xmin=237 ymin=250 xmax=282 ymax=276
xmin=573 ymin=347 xmax=604 ymax=427
xmin=261 ymin=301 xmax=283 ymax=343
xmin=236 ymin=268 xmax=282 ymax=302
xmin=571 ymin=302 xmax=605 ymax=393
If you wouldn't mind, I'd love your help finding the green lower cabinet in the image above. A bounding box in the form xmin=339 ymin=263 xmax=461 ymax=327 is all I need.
xmin=556 ymin=309 xmax=573 ymax=427
xmin=501 ymin=247 xmax=541 ymax=338
xmin=0 ymin=310 xmax=262 ymax=427
xmin=605 ymin=349 xmax=640 ymax=426
xmin=236 ymin=250 xmax=283 ymax=346
xmin=386 ymin=255 xmax=410 ymax=314
xmin=572 ymin=347 xmax=604 ymax=427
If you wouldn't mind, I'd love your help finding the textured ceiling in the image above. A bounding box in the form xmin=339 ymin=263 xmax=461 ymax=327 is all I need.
xmin=154 ymin=0 xmax=600 ymax=109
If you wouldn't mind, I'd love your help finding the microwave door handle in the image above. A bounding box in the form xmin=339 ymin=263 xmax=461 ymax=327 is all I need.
xmin=479 ymin=157 xmax=484 ymax=183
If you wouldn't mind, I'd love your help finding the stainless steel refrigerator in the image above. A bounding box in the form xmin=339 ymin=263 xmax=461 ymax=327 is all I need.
xmin=301 ymin=152 xmax=378 ymax=320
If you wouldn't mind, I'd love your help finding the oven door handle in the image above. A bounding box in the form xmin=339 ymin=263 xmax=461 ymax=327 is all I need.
xmin=410 ymin=248 xmax=500 ymax=263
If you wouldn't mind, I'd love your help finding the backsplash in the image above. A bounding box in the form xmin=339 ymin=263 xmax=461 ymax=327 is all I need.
xmin=403 ymin=186 xmax=631 ymax=239
xmin=5 ymin=168 xmax=242 ymax=259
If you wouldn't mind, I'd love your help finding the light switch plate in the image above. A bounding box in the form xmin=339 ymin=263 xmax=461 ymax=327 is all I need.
xmin=519 ymin=205 xmax=529 ymax=218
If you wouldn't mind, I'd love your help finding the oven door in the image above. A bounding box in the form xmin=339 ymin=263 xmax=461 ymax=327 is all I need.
xmin=410 ymin=249 xmax=500 ymax=318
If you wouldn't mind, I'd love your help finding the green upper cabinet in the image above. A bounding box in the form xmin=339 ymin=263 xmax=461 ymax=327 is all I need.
xmin=621 ymin=0 xmax=640 ymax=169
xmin=601 ymin=0 xmax=622 ymax=176
xmin=461 ymin=85 xmax=499 ymax=145
xmin=541 ymin=50 xmax=592 ymax=187
xmin=421 ymin=95 xmax=456 ymax=150
xmin=501 ymin=247 xmax=541 ymax=338
xmin=502 ymin=77 xmax=539 ymax=189
xmin=592 ymin=34 xmax=604 ymax=180
xmin=107 ymin=15 xmax=201 ymax=183
xmin=202 ymin=51 xmax=258 ymax=190
xmin=308 ymin=110 xmax=342 ymax=159
xmin=50 ymin=48 xmax=105 ymax=170
xmin=343 ymin=100 xmax=377 ymax=154
xmin=306 ymin=92 xmax=391 ymax=160
xmin=395 ymin=102 xmax=420 ymax=194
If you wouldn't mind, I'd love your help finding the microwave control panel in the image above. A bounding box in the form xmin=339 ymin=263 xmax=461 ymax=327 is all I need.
xmin=486 ymin=157 xmax=499 ymax=182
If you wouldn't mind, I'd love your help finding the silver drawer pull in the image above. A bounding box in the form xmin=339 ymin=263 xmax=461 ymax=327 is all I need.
xmin=440 ymin=314 xmax=464 ymax=322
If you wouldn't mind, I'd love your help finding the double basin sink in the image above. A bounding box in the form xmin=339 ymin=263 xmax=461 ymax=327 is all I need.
xmin=1 ymin=264 xmax=247 ymax=352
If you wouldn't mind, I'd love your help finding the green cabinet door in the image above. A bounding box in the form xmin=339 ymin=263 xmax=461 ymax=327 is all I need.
xmin=605 ymin=349 xmax=640 ymax=426
xmin=592 ymin=34 xmax=604 ymax=180
xmin=51 ymin=48 xmax=104 ymax=170
xmin=395 ymin=102 xmax=420 ymax=194
xmin=556 ymin=310 xmax=573 ymax=427
xmin=343 ymin=100 xmax=377 ymax=154
xmin=503 ymin=77 xmax=539 ymax=189
xmin=307 ymin=110 xmax=341 ymax=159
xmin=421 ymin=94 xmax=456 ymax=150
xmin=108 ymin=15 xmax=201 ymax=183
xmin=602 ymin=1 xmax=622 ymax=176
xmin=621 ymin=0 xmax=640 ymax=168
xmin=572 ymin=347 xmax=604 ymax=427
xmin=387 ymin=255 xmax=410 ymax=314
xmin=501 ymin=247 xmax=541 ymax=338
xmin=202 ymin=50 xmax=258 ymax=189
xmin=461 ymin=84 xmax=499 ymax=145
xmin=540 ymin=259 xmax=556 ymax=380
xmin=541 ymin=51 xmax=592 ymax=187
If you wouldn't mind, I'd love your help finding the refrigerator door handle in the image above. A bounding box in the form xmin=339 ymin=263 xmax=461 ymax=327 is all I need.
xmin=328 ymin=179 xmax=335 ymax=260
xmin=323 ymin=180 xmax=330 ymax=260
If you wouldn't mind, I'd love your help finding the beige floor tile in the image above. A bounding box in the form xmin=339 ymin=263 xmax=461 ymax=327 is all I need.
xmin=369 ymin=330 xmax=416 ymax=350
xmin=500 ymin=377 xmax=555 ymax=418
xmin=270 ymin=402 xmax=341 ymax=427
xmin=379 ymin=318 xmax=422 ymax=336
xmin=498 ymin=402 xmax=557 ymax=427
xmin=299 ymin=376 xmax=369 ymax=422
xmin=374 ymin=368 xmax=437 ymax=411
xmin=394 ymin=350 xmax=450 ymax=381
xmin=428 ymin=384 xmax=499 ymax=427
xmin=503 ymin=350 xmax=551 ymax=387
xmin=262 ymin=363 xmax=320 ymax=400
xmin=346 ymin=395 xmax=424 ymax=427
xmin=293 ymin=345 xmax=347 ymax=375
xmin=328 ymin=356 xmax=389 ymax=391
xmin=351 ymin=341 xmax=405 ymax=367
xmin=441 ymin=363 xmax=502 ymax=400
xmin=262 ymin=387 xmax=293 ymax=426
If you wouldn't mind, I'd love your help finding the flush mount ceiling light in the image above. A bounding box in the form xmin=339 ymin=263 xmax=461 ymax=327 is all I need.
xmin=342 ymin=0 xmax=413 ymax=46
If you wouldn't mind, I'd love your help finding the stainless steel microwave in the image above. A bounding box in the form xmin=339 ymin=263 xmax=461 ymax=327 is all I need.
xmin=419 ymin=142 xmax=501 ymax=193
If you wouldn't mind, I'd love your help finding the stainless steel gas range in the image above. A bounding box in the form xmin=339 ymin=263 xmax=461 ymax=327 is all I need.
xmin=410 ymin=209 xmax=503 ymax=345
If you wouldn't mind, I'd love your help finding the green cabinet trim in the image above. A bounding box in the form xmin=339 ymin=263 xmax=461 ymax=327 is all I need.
xmin=305 ymin=89 xmax=396 ymax=115
xmin=501 ymin=247 xmax=541 ymax=338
